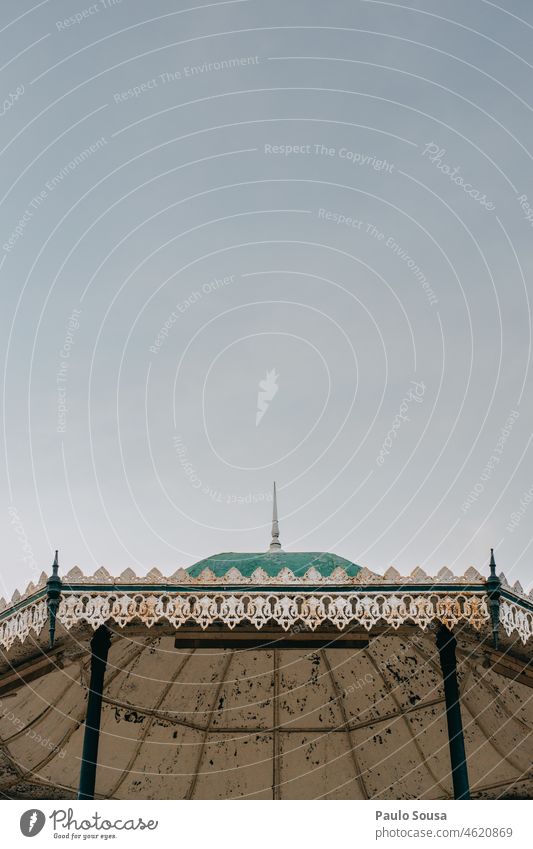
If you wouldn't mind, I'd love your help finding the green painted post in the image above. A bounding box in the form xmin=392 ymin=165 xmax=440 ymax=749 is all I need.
xmin=436 ymin=625 xmax=471 ymax=800
xmin=78 ymin=625 xmax=111 ymax=800
xmin=486 ymin=548 xmax=501 ymax=650
xmin=46 ymin=550 xmax=62 ymax=648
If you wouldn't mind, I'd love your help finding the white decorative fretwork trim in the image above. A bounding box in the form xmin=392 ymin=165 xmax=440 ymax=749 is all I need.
xmin=0 ymin=598 xmax=48 ymax=651
xmin=54 ymin=591 xmax=490 ymax=635
xmin=2 ymin=590 xmax=532 ymax=652
xmin=500 ymin=598 xmax=533 ymax=645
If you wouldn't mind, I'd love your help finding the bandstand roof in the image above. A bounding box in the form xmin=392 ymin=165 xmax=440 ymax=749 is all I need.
xmin=0 ymin=547 xmax=531 ymax=800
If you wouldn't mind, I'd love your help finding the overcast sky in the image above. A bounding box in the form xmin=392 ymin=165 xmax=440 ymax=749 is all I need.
xmin=1 ymin=0 xmax=533 ymax=598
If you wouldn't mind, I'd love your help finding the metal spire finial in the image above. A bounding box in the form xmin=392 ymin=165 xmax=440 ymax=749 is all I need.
xmin=489 ymin=547 xmax=496 ymax=579
xmin=269 ymin=482 xmax=282 ymax=551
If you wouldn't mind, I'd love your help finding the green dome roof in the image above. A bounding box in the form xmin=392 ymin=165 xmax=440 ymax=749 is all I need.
xmin=187 ymin=551 xmax=361 ymax=579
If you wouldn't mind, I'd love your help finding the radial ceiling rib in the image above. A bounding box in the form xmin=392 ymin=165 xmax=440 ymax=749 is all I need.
xmin=365 ymin=642 xmax=451 ymax=799
xmin=109 ymin=648 xmax=197 ymax=799
xmin=1 ymin=669 xmax=77 ymax=745
xmin=473 ymin=771 xmax=533 ymax=798
xmin=186 ymin=650 xmax=235 ymax=800
xmin=416 ymin=638 xmax=531 ymax=778
xmin=321 ymin=649 xmax=369 ymax=800
xmin=458 ymin=665 xmax=532 ymax=778
xmin=467 ymin=660 xmax=533 ymax=734
xmin=0 ymin=637 xmax=154 ymax=795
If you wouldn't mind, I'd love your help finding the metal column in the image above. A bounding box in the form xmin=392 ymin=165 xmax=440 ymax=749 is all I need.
xmin=78 ymin=625 xmax=111 ymax=800
xmin=436 ymin=625 xmax=470 ymax=800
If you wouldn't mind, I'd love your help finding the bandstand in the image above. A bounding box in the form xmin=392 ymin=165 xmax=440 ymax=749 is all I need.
xmin=0 ymin=502 xmax=531 ymax=800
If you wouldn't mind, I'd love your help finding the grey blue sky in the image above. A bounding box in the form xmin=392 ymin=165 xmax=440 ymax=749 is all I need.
xmin=1 ymin=0 xmax=533 ymax=597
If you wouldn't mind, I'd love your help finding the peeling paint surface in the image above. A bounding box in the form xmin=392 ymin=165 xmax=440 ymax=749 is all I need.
xmin=0 ymin=631 xmax=531 ymax=799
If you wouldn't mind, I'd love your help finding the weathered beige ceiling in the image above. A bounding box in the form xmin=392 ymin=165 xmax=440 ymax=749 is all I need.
xmin=1 ymin=628 xmax=531 ymax=800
